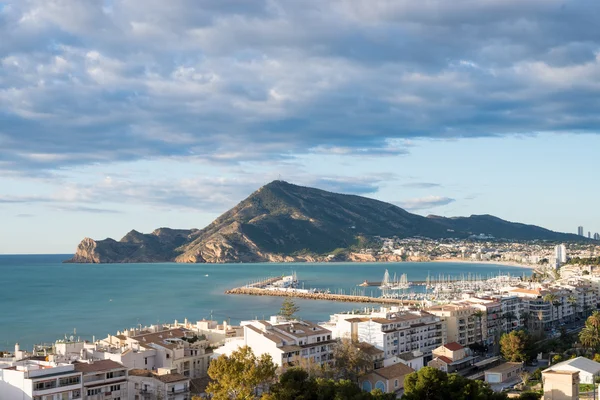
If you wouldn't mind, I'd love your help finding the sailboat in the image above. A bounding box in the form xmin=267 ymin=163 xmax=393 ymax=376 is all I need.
xmin=379 ymin=269 xmax=391 ymax=289
xmin=389 ymin=273 xmax=410 ymax=290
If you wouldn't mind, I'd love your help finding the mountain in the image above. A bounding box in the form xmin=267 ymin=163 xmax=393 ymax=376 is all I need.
xmin=65 ymin=180 xmax=584 ymax=263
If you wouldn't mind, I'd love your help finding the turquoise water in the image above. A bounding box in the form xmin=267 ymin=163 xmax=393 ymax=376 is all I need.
xmin=0 ymin=255 xmax=531 ymax=350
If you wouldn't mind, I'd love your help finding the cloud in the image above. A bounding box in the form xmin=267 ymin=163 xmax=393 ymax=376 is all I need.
xmin=401 ymin=182 xmax=441 ymax=189
xmin=396 ymin=196 xmax=455 ymax=210
xmin=1 ymin=0 xmax=600 ymax=175
xmin=310 ymin=177 xmax=381 ymax=195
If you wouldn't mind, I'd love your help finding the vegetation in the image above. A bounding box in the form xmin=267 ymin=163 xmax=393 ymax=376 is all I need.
xmin=568 ymin=257 xmax=600 ymax=266
xmin=579 ymin=312 xmax=600 ymax=352
xmin=402 ymin=367 xmax=507 ymax=400
xmin=516 ymin=392 xmax=542 ymax=400
xmin=263 ymin=368 xmax=395 ymax=400
xmin=500 ymin=330 xmax=535 ymax=362
xmin=206 ymin=346 xmax=277 ymax=400
xmin=330 ymin=339 xmax=374 ymax=382
xmin=279 ymin=298 xmax=300 ymax=320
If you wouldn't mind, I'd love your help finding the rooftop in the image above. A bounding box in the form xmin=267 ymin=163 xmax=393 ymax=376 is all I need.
xmin=373 ymin=363 xmax=414 ymax=380
xmin=73 ymin=360 xmax=126 ymax=373
xmin=485 ymin=362 xmax=522 ymax=374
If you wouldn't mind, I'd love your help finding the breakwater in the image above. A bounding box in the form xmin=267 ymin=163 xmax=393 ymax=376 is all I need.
xmin=224 ymin=287 xmax=420 ymax=305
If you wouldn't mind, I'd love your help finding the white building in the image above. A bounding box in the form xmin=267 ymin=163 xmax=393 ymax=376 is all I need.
xmin=91 ymin=327 xmax=212 ymax=379
xmin=544 ymin=357 xmax=600 ymax=384
xmin=128 ymin=368 xmax=190 ymax=400
xmin=242 ymin=317 xmax=334 ymax=369
xmin=555 ymin=244 xmax=567 ymax=266
xmin=0 ymin=359 xmax=83 ymax=400
xmin=73 ymin=360 xmax=127 ymax=400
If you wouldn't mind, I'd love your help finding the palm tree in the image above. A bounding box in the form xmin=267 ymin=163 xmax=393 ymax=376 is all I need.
xmin=473 ymin=310 xmax=485 ymax=345
xmin=543 ymin=293 xmax=559 ymax=327
xmin=567 ymin=295 xmax=578 ymax=322
xmin=579 ymin=312 xmax=600 ymax=353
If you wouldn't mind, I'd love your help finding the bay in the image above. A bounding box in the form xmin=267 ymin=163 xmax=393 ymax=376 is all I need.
xmin=0 ymin=254 xmax=531 ymax=350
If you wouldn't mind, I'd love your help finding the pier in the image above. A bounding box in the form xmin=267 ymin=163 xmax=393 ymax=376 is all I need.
xmin=225 ymin=287 xmax=421 ymax=305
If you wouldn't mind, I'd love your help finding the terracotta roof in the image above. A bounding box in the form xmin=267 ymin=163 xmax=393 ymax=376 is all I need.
xmin=436 ymin=356 xmax=453 ymax=364
xmin=373 ymin=363 xmax=414 ymax=380
xmin=73 ymin=360 xmax=125 ymax=373
xmin=510 ymin=288 xmax=541 ymax=295
xmin=443 ymin=342 xmax=463 ymax=351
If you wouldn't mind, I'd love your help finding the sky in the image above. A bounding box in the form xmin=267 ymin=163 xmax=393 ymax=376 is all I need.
xmin=1 ymin=0 xmax=599 ymax=254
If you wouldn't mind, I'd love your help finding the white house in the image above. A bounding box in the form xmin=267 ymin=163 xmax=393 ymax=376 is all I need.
xmin=544 ymin=357 xmax=600 ymax=384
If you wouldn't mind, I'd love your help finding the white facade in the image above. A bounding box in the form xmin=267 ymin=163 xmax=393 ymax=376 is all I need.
xmin=0 ymin=360 xmax=83 ymax=400
xmin=544 ymin=357 xmax=600 ymax=384
xmin=555 ymin=244 xmax=567 ymax=265
xmin=128 ymin=370 xmax=190 ymax=400
xmin=74 ymin=360 xmax=127 ymax=400
xmin=242 ymin=318 xmax=334 ymax=369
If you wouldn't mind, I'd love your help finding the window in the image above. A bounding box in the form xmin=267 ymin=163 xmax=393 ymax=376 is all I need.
xmin=59 ymin=375 xmax=81 ymax=386
xmin=144 ymin=357 xmax=148 ymax=365
xmin=72 ymin=389 xmax=81 ymax=399
xmin=106 ymin=372 xmax=114 ymax=379
xmin=327 ymin=335 xmax=331 ymax=340
xmin=317 ymin=337 xmax=321 ymax=342
xmin=110 ymin=384 xmax=121 ymax=391
xmin=394 ymin=379 xmax=399 ymax=388
xmin=34 ymin=380 xmax=57 ymax=390
xmin=87 ymin=388 xmax=102 ymax=395
xmin=166 ymin=354 xmax=170 ymax=359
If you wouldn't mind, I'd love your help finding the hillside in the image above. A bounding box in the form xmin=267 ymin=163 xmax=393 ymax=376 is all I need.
xmin=65 ymin=180 xmax=583 ymax=263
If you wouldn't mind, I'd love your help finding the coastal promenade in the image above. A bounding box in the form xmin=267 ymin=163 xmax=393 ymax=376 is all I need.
xmin=224 ymin=287 xmax=420 ymax=305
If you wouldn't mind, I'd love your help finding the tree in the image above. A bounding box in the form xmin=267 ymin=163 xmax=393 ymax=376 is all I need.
xmin=579 ymin=312 xmax=600 ymax=352
xmin=473 ymin=310 xmax=485 ymax=344
xmin=331 ymin=339 xmax=374 ymax=382
xmin=518 ymin=392 xmax=541 ymax=400
xmin=279 ymin=298 xmax=300 ymax=320
xmin=567 ymin=295 xmax=577 ymax=321
xmin=403 ymin=367 xmax=507 ymax=400
xmin=543 ymin=293 xmax=559 ymax=326
xmin=207 ymin=346 xmax=277 ymax=400
xmin=500 ymin=330 xmax=531 ymax=362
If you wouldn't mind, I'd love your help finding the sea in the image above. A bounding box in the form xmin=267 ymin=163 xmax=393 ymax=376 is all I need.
xmin=0 ymin=254 xmax=532 ymax=351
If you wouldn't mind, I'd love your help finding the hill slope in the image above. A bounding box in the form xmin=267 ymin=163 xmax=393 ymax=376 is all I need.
xmin=65 ymin=180 xmax=583 ymax=263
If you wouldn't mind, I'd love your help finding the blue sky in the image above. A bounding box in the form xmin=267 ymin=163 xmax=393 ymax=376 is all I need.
xmin=1 ymin=0 xmax=599 ymax=254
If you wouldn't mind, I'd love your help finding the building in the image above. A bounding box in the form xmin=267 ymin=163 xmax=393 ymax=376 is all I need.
xmin=352 ymin=312 xmax=443 ymax=364
xmin=128 ymin=369 xmax=190 ymax=400
xmin=427 ymin=303 xmax=481 ymax=347
xmin=542 ymin=370 xmax=579 ymax=400
xmin=554 ymin=244 xmax=567 ymax=265
xmin=92 ymin=327 xmax=212 ymax=378
xmin=594 ymin=233 xmax=600 ymax=241
xmin=359 ymin=363 xmax=414 ymax=395
xmin=484 ymin=362 xmax=523 ymax=384
xmin=427 ymin=342 xmax=474 ymax=373
xmin=544 ymin=356 xmax=600 ymax=384
xmin=73 ymin=360 xmax=127 ymax=400
xmin=579 ymin=226 xmax=584 ymax=236
xmin=242 ymin=318 xmax=335 ymax=369
xmin=0 ymin=359 xmax=83 ymax=400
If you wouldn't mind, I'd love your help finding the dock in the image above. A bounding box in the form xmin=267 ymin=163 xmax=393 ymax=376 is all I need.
xmin=225 ymin=287 xmax=421 ymax=305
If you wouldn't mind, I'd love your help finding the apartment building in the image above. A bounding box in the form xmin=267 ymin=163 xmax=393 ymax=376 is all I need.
xmin=74 ymin=360 xmax=127 ymax=400
xmin=426 ymin=303 xmax=481 ymax=347
xmin=350 ymin=311 xmax=443 ymax=364
xmin=91 ymin=328 xmax=212 ymax=379
xmin=128 ymin=369 xmax=190 ymax=400
xmin=243 ymin=318 xmax=335 ymax=369
xmin=464 ymin=299 xmax=503 ymax=345
xmin=0 ymin=359 xmax=83 ymax=400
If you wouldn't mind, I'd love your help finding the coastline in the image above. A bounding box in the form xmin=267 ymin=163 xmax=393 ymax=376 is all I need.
xmin=430 ymin=258 xmax=535 ymax=270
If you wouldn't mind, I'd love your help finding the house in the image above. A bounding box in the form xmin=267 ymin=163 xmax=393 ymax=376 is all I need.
xmin=74 ymin=359 xmax=128 ymax=399
xmin=542 ymin=370 xmax=580 ymax=400
xmin=484 ymin=362 xmax=523 ymax=384
xmin=359 ymin=363 xmax=415 ymax=395
xmin=427 ymin=342 xmax=474 ymax=373
xmin=544 ymin=356 xmax=600 ymax=384
xmin=128 ymin=368 xmax=191 ymax=400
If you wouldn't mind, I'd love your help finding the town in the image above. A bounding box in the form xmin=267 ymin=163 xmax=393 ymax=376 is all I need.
xmin=3 ymin=244 xmax=600 ymax=400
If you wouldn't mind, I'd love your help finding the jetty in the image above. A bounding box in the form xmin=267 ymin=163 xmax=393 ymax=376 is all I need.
xmin=225 ymin=287 xmax=421 ymax=305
